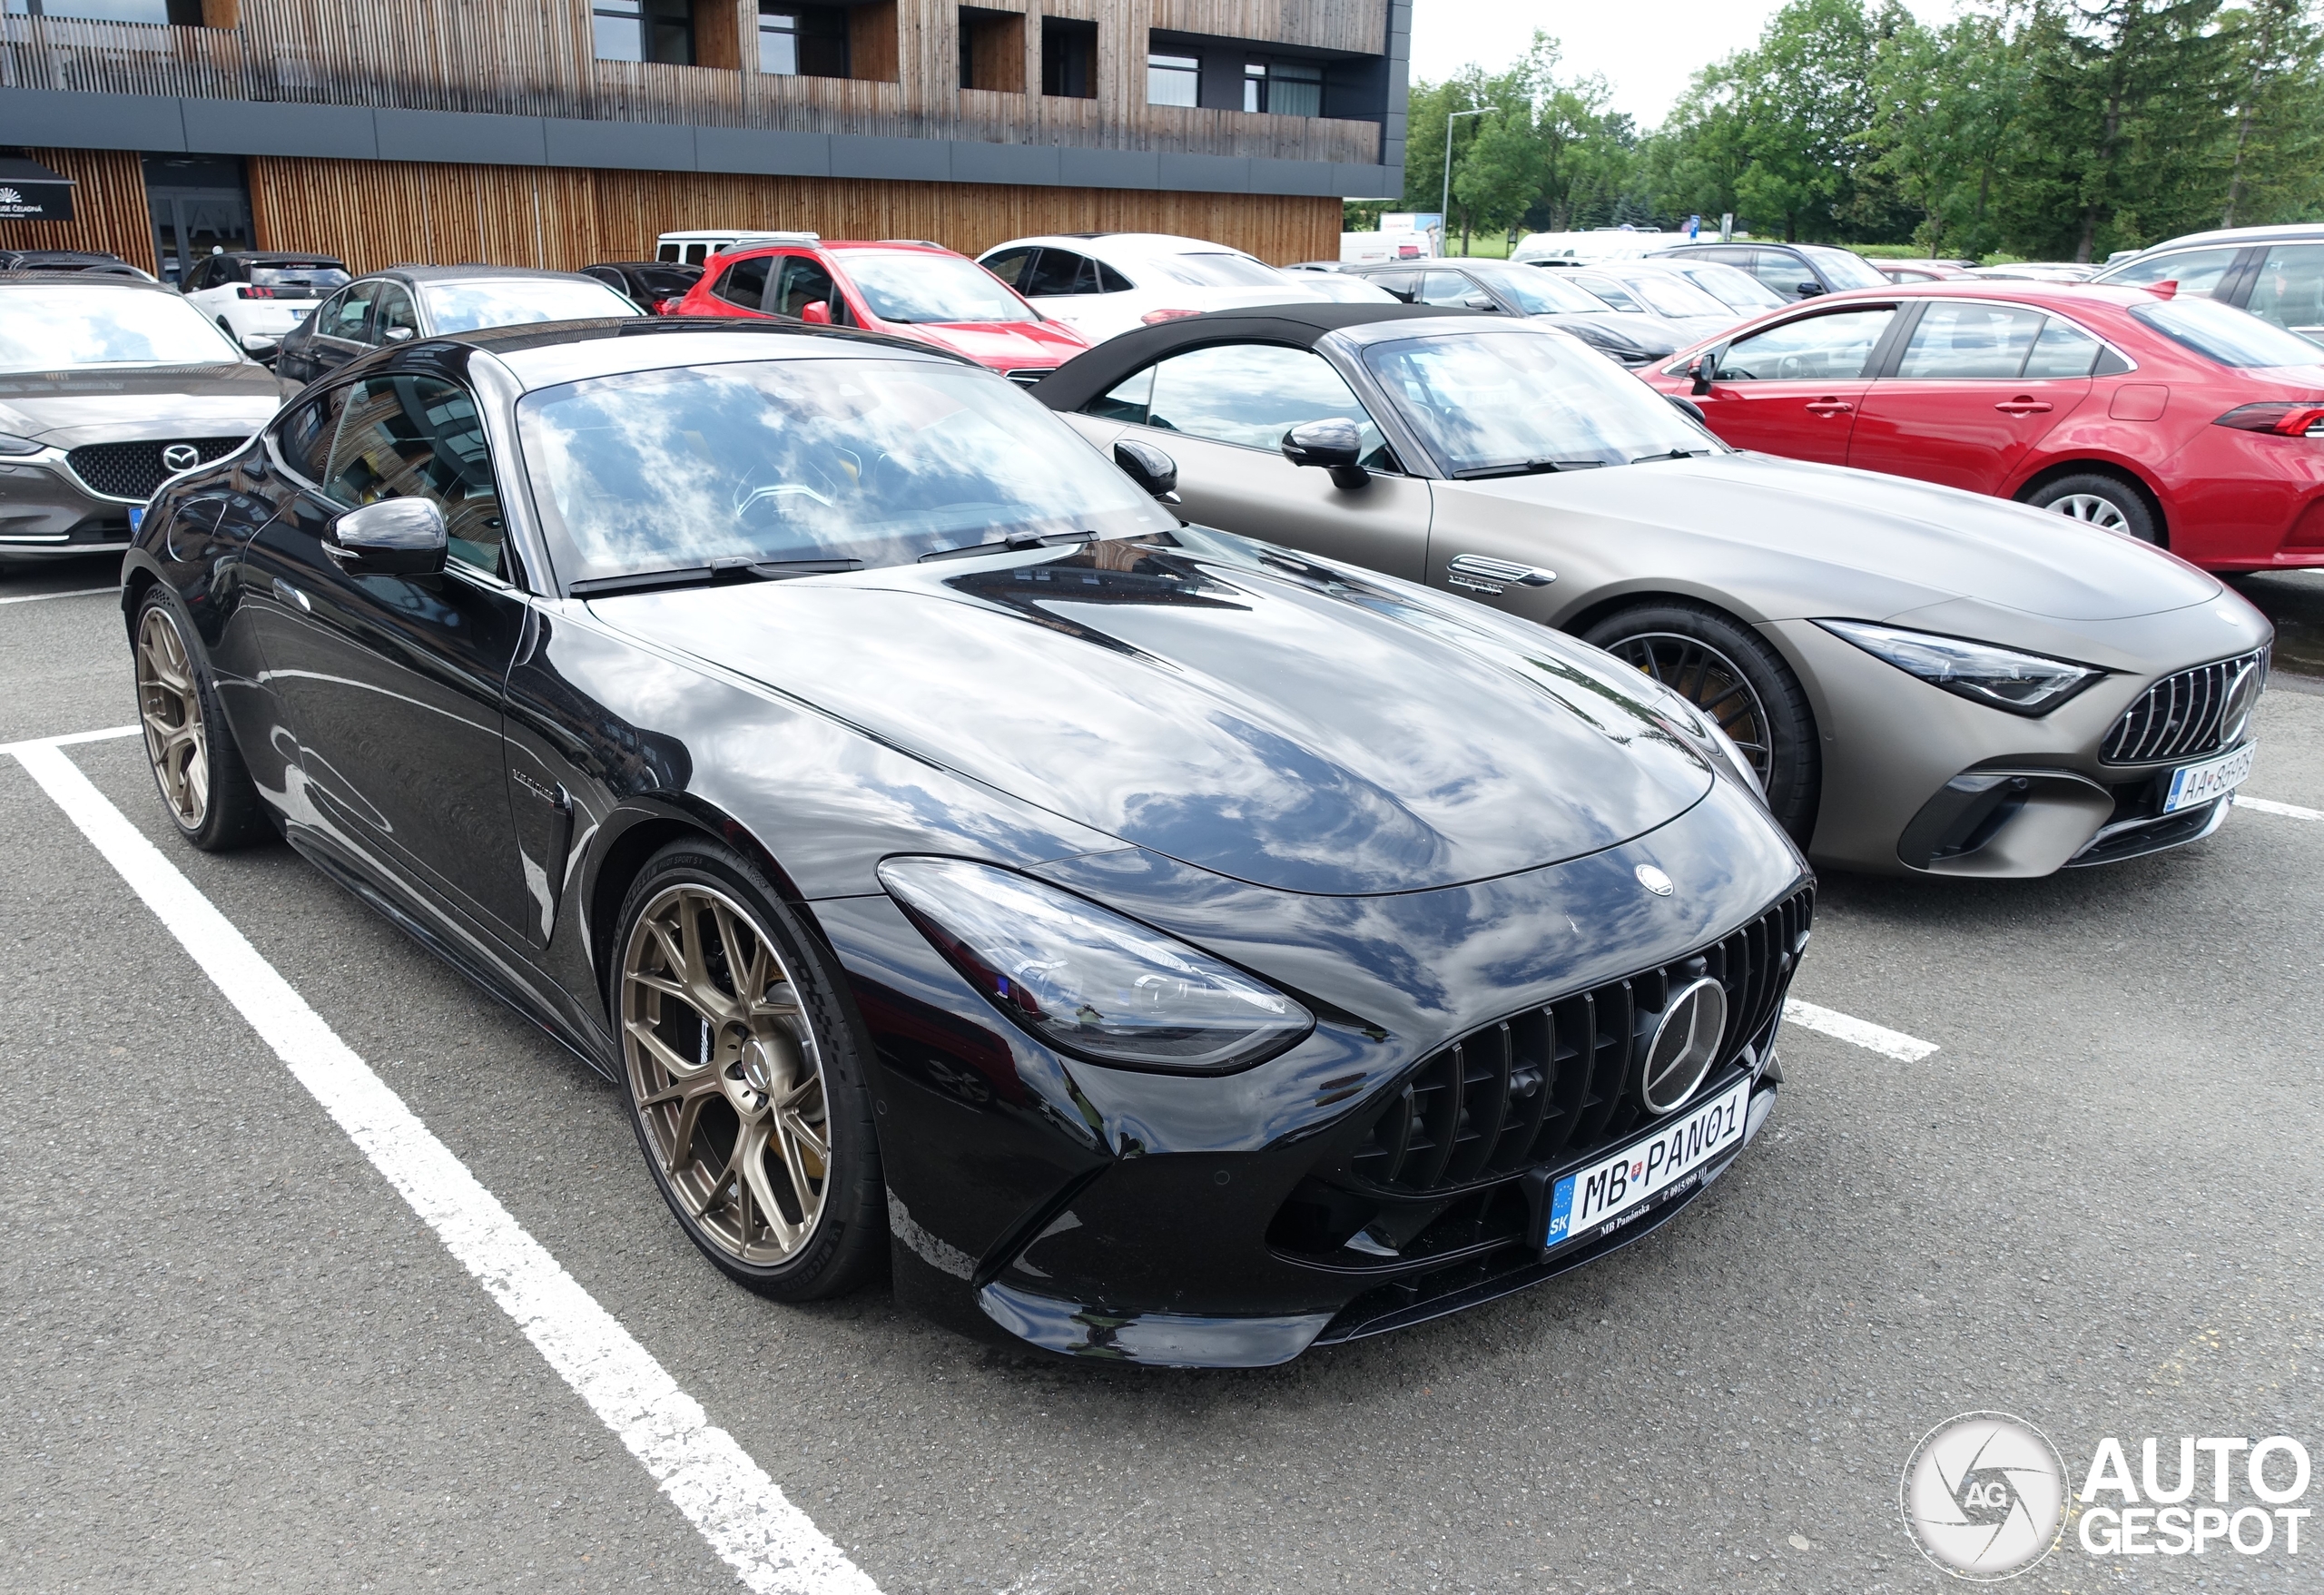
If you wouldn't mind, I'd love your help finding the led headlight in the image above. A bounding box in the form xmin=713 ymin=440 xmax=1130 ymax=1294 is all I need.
xmin=879 ymin=857 xmax=1313 ymax=1073
xmin=1817 ymin=620 xmax=2102 ymax=714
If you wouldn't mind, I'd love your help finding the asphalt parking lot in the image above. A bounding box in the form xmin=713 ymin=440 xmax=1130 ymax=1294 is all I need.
xmin=5 ymin=554 xmax=2322 ymax=1594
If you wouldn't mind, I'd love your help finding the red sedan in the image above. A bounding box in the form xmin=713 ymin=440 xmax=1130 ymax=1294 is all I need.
xmin=669 ymin=234 xmax=1089 ymax=382
xmin=1641 ymin=280 xmax=2324 ymax=570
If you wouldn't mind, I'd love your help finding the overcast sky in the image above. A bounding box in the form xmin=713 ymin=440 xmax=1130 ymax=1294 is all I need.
xmin=1407 ymin=0 xmax=1960 ymax=130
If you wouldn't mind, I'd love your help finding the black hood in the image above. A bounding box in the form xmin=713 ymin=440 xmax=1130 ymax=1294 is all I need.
xmin=594 ymin=536 xmax=1717 ymax=896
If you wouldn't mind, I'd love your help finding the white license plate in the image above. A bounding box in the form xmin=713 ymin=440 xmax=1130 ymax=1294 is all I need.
xmin=1544 ymin=1078 xmax=1750 ymax=1248
xmin=2163 ymin=743 xmax=2254 ymax=813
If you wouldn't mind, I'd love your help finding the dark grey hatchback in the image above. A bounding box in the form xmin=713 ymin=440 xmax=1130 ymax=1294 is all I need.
xmin=272 ymin=264 xmax=642 ymax=396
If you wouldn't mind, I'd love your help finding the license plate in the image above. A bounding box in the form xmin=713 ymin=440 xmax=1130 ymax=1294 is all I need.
xmin=1543 ymin=1078 xmax=1750 ymax=1249
xmin=2163 ymin=743 xmax=2254 ymax=813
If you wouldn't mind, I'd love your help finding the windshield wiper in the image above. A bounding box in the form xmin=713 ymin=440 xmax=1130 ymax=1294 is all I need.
xmin=1451 ymin=459 xmax=1607 ymax=479
xmin=918 ymin=529 xmax=1098 ymax=563
xmin=568 ymin=555 xmax=862 ymax=598
xmin=1629 ymin=448 xmax=1717 ymax=464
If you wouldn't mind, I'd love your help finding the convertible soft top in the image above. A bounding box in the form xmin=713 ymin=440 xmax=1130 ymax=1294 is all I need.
xmin=1029 ymin=300 xmax=1476 ymax=411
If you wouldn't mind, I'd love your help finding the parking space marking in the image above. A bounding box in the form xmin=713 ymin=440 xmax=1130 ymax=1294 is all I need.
xmin=1782 ymin=999 xmax=1939 ymax=1062
xmin=4 ymin=734 xmax=881 ymax=1595
xmin=2238 ymin=793 xmax=2321 ymax=821
xmin=0 ymin=586 xmax=116 ymax=606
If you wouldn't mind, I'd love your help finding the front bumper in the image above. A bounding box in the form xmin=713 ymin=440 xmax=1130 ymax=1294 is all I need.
xmin=815 ymin=776 xmax=1811 ymax=1366
xmin=0 ymin=453 xmax=135 ymax=556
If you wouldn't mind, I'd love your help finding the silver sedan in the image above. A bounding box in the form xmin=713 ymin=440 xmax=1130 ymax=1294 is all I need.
xmin=1035 ymin=305 xmax=2272 ymax=877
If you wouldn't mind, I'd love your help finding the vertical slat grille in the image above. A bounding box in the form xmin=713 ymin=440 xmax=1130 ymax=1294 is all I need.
xmin=1348 ymin=885 xmax=1814 ymax=1196
xmin=2102 ymin=650 xmax=2267 ymax=764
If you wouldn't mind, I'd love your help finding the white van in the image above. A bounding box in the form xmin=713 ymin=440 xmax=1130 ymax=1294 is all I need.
xmin=655 ymin=229 xmax=820 ymax=266
xmin=1512 ymin=229 xmax=1695 ymax=266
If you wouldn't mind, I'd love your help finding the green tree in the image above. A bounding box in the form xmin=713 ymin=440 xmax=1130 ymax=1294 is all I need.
xmin=2218 ymin=0 xmax=2324 ymax=224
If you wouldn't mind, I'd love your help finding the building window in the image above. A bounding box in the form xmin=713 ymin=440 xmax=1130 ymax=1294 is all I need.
xmin=1041 ymin=16 xmax=1094 ymax=98
xmin=1147 ymin=52 xmax=1197 ymax=107
xmin=1245 ymin=59 xmax=1321 ymax=116
xmin=595 ymin=0 xmax=694 ymax=64
xmin=759 ymin=3 xmax=849 ymax=76
xmin=959 ymin=6 xmax=1024 ymax=93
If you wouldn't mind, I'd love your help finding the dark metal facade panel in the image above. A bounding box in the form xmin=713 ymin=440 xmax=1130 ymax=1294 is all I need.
xmin=0 ymin=87 xmax=187 ymax=151
xmin=377 ymin=108 xmax=548 ymax=167
xmin=1158 ymin=152 xmax=1254 ymax=194
xmin=1250 ymin=155 xmax=1341 ymax=197
xmin=542 ymin=116 xmax=694 ymax=172
xmin=1059 ymin=145 xmax=1161 ymax=190
xmin=182 ymin=96 xmax=377 ymax=158
xmin=1333 ymin=162 xmax=1397 ymax=200
xmin=694 ymin=125 xmax=834 ymax=176
xmin=947 ymin=139 xmax=1062 ymax=186
xmin=830 ymin=133 xmax=952 ymax=182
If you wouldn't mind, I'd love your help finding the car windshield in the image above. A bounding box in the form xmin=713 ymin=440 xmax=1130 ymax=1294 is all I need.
xmin=1799 ymin=246 xmax=1887 ymax=290
xmin=0 ymin=285 xmax=241 ymax=371
xmin=1479 ymin=268 xmax=1612 ymax=315
xmin=518 ymin=356 xmax=1177 ymax=585
xmin=1613 ymin=271 xmax=1729 ymax=318
xmin=1364 ymin=328 xmax=1722 ymax=474
xmin=1673 ymin=262 xmax=1786 ymax=310
xmin=1148 ymin=252 xmax=1291 ymax=290
xmin=2131 ymin=298 xmax=2324 ymax=368
xmin=843 ymin=252 xmax=1033 ymax=324
xmin=251 ymin=263 xmax=349 ymax=291
xmin=421 ymin=278 xmax=643 ymax=333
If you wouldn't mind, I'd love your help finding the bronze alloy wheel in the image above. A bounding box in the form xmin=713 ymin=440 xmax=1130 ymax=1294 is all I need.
xmin=620 ymin=881 xmax=832 ymax=1267
xmin=136 ymin=604 xmax=210 ymax=831
xmin=1605 ymin=631 xmax=1775 ymax=788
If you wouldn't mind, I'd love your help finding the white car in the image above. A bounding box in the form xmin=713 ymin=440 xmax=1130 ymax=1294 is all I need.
xmin=178 ymin=251 xmax=350 ymax=361
xmin=975 ymin=232 xmax=1330 ymax=344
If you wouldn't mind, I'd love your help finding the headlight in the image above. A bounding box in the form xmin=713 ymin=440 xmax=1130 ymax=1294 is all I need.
xmin=879 ymin=857 xmax=1314 ymax=1073
xmin=0 ymin=432 xmax=44 ymax=457
xmin=1817 ymin=620 xmax=2102 ymax=714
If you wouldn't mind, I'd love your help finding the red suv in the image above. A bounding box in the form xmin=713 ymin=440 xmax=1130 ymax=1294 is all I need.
xmin=669 ymin=235 xmax=1089 ymax=382
xmin=1642 ymin=280 xmax=2324 ymax=570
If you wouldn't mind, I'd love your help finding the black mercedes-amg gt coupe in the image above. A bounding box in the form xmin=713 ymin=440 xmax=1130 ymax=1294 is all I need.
xmin=121 ymin=317 xmax=1811 ymax=1366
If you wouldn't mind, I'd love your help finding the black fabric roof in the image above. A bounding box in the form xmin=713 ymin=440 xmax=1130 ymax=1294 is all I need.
xmin=1029 ymin=302 xmax=1473 ymax=411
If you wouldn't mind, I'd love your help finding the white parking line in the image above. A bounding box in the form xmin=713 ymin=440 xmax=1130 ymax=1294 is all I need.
xmin=0 ymin=586 xmax=115 ymax=606
xmin=2238 ymin=793 xmax=2322 ymax=822
xmin=1783 ymin=999 xmax=1939 ymax=1062
xmin=4 ymin=734 xmax=879 ymax=1595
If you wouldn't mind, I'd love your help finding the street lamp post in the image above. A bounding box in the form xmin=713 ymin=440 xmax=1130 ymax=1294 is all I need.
xmin=1441 ymin=106 xmax=1491 ymax=257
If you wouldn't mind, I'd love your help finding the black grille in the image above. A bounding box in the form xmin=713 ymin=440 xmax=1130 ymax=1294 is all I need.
xmin=1349 ymin=886 xmax=1814 ymax=1196
xmin=64 ymin=436 xmax=246 ymax=502
xmin=1005 ymin=368 xmax=1056 ymax=388
xmin=2100 ymin=649 xmax=2268 ymax=764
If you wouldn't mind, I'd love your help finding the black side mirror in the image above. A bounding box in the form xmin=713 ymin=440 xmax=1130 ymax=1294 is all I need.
xmin=1281 ymin=418 xmax=1370 ymax=489
xmin=1113 ymin=438 xmax=1180 ymax=503
xmin=1796 ymin=281 xmax=1826 ymax=298
xmin=1688 ymin=355 xmax=1713 ymax=397
xmin=1666 ymin=393 xmax=1709 ymax=425
xmin=326 ymin=497 xmax=448 ymax=576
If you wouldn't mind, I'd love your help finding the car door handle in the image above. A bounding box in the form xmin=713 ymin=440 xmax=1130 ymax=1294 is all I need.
xmin=1994 ymin=398 xmax=2053 ymax=415
xmin=1448 ymin=554 xmax=1556 ymax=592
xmin=1803 ymin=399 xmax=1854 ymax=416
xmin=271 ymin=576 xmax=311 ymax=614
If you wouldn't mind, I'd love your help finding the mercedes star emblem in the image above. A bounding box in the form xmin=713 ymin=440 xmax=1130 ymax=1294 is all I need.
xmin=1635 ymin=864 xmax=1675 ymax=897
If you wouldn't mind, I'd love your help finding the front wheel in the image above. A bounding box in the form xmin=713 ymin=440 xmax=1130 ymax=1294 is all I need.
xmin=613 ymin=842 xmax=886 ymax=1301
xmin=133 ymin=587 xmax=272 ymax=850
xmin=1582 ymin=602 xmax=1821 ymax=845
xmin=2023 ymin=472 xmax=2159 ymax=545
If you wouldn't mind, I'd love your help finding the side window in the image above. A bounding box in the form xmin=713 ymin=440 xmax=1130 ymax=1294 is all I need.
xmin=1749 ymin=251 xmax=1816 ymax=297
xmin=1142 ymin=342 xmax=1393 ymax=468
xmin=1714 ymin=309 xmax=1896 ymax=381
xmin=2105 ymin=246 xmax=2240 ymax=297
xmin=1368 ymin=271 xmax=1419 ymax=302
xmin=713 ymin=254 xmax=772 ymax=310
xmin=322 ymin=281 xmax=380 ymax=341
xmin=1023 ymin=248 xmax=1094 ymax=297
xmin=270 ymin=385 xmax=349 ymax=483
xmin=322 ymin=375 xmax=506 ymax=576
xmin=1094 ymin=261 xmax=1134 ymax=292
xmin=2021 ymin=317 xmax=2104 ymax=379
xmin=1086 ymin=366 xmax=1155 ymax=425
xmin=772 ymin=255 xmax=837 ymax=318
xmin=982 ymin=247 xmax=1037 ymax=288
xmin=309 ymin=286 xmax=349 ymax=333
xmin=2245 ymin=243 xmax=2324 ymax=339
xmin=372 ymin=284 xmax=419 ymax=343
xmin=1894 ymin=301 xmax=2045 ymax=379
xmin=1418 ymin=271 xmax=1479 ymax=307
xmin=182 ymin=258 xmax=213 ymax=293
xmin=1578 ymin=274 xmax=1640 ymax=311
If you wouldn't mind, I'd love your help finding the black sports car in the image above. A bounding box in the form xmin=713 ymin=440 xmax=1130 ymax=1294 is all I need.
xmin=123 ymin=318 xmax=1811 ymax=1366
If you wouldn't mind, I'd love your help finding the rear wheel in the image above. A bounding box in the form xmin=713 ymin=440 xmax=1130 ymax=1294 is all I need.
xmin=1582 ymin=602 xmax=1820 ymax=845
xmin=133 ymin=587 xmax=271 ymax=850
xmin=2023 ymin=471 xmax=2159 ymax=545
xmin=613 ymin=842 xmax=886 ymax=1301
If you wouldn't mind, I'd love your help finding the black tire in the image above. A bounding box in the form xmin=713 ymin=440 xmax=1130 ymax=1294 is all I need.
xmin=611 ymin=841 xmax=886 ymax=1302
xmin=132 ymin=586 xmax=273 ymax=851
xmin=2021 ymin=471 xmax=2160 ymax=545
xmin=1581 ymin=601 xmax=1821 ymax=845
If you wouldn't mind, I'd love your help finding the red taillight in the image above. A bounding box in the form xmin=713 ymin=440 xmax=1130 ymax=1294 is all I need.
xmin=2214 ymin=401 xmax=2324 ymax=437
xmin=234 ymin=285 xmax=278 ymax=300
xmin=1139 ymin=308 xmax=1201 ymax=325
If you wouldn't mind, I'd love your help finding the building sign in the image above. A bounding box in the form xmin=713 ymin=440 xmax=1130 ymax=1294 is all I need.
xmin=0 ymin=161 xmax=77 ymax=222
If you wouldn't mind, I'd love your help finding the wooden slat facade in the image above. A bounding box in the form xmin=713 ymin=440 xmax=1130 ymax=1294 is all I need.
xmin=0 ymin=147 xmax=157 ymax=272
xmin=248 ymin=155 xmax=1339 ymax=271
